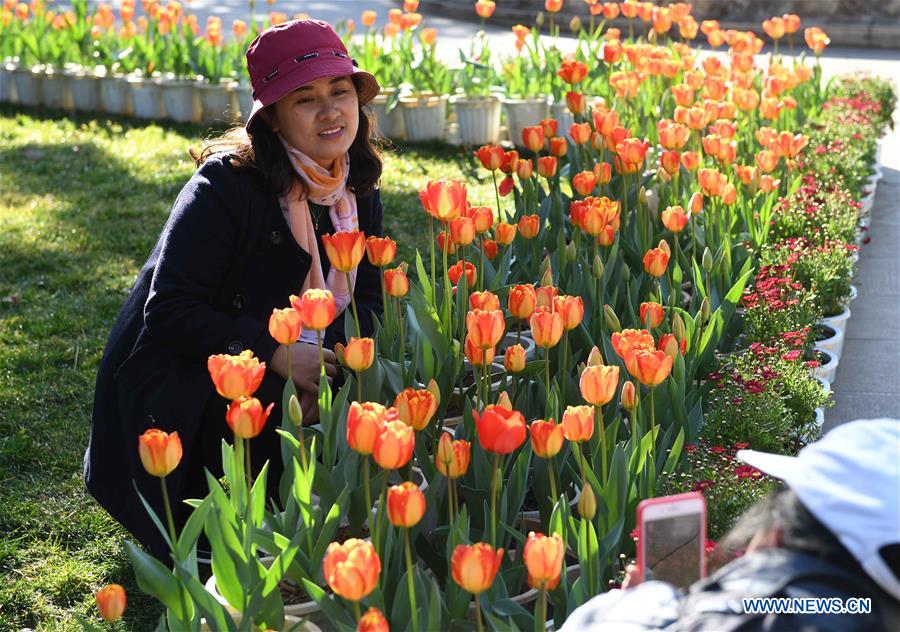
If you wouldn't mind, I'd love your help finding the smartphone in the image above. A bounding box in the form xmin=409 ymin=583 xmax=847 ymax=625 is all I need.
xmin=636 ymin=492 xmax=706 ymax=589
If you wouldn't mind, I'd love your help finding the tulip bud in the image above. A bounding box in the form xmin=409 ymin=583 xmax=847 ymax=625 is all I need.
xmin=566 ymin=240 xmax=577 ymax=263
xmin=587 ymin=345 xmax=604 ymax=366
xmin=593 ymin=253 xmax=604 ymax=279
xmin=673 ymin=313 xmax=686 ymax=343
xmin=702 ymin=247 xmax=713 ymax=272
xmin=699 ymin=297 xmax=711 ymax=324
xmin=621 ymin=380 xmax=637 ymax=411
xmin=569 ymin=16 xmax=581 ymax=32
xmin=578 ymin=483 xmax=597 ymax=519
xmin=427 ymin=377 xmax=441 ymax=406
xmin=493 ymin=463 xmax=503 ymax=490
xmin=496 ymin=390 xmax=513 ymax=410
xmin=535 ymin=11 xmax=545 ymax=27
xmin=289 ymin=393 xmax=303 ymax=426
xmin=540 ymin=266 xmax=554 ymax=287
xmin=603 ymin=304 xmax=621 ymax=332
xmin=621 ymin=265 xmax=631 ymax=282
xmin=638 ymin=187 xmax=648 ymax=206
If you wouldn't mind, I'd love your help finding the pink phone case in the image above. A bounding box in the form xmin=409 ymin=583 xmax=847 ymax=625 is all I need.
xmin=636 ymin=491 xmax=707 ymax=582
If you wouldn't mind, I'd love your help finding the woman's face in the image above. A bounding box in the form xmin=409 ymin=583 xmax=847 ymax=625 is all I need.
xmin=266 ymin=75 xmax=359 ymax=171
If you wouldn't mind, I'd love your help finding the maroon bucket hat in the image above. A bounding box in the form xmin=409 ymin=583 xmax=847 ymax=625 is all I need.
xmin=244 ymin=19 xmax=380 ymax=130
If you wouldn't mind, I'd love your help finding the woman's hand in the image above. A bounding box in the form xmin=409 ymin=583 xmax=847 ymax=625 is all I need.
xmin=298 ymin=389 xmax=320 ymax=426
xmin=269 ymin=341 xmax=337 ymax=393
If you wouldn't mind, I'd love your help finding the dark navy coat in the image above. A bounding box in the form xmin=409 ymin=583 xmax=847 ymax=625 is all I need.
xmin=85 ymin=154 xmax=383 ymax=559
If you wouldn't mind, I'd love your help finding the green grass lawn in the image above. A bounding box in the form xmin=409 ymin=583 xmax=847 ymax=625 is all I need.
xmin=0 ymin=105 xmax=495 ymax=629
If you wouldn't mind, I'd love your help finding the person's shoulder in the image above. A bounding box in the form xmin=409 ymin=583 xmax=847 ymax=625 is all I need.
xmin=354 ymin=186 xmax=381 ymax=210
xmin=194 ymin=152 xmax=261 ymax=185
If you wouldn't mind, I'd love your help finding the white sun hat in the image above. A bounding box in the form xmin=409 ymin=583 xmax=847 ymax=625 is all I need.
xmin=737 ymin=418 xmax=900 ymax=601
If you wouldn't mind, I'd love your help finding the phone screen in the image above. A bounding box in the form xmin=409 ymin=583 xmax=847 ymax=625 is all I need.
xmin=643 ymin=511 xmax=703 ymax=588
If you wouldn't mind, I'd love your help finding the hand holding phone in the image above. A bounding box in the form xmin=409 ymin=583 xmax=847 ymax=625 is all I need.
xmin=636 ymin=492 xmax=707 ymax=589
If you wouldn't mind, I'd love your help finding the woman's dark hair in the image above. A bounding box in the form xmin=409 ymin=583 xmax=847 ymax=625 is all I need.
xmin=713 ymin=486 xmax=861 ymax=573
xmin=190 ymin=75 xmax=383 ymax=198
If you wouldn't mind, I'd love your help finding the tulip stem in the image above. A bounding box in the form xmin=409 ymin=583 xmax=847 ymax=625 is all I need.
xmin=544 ymin=347 xmax=552 ymax=418
xmin=443 ymin=224 xmax=453 ymax=345
xmin=346 ymin=272 xmax=362 ymax=340
xmin=536 ymin=587 xmax=547 ymax=632
xmin=160 ymin=476 xmax=178 ymax=549
xmin=404 ymin=528 xmax=420 ymax=632
xmin=596 ymin=405 xmax=607 ymax=487
xmin=364 ymin=458 xmax=373 ymax=539
xmin=447 ymin=478 xmax=455 ymax=532
xmin=576 ymin=441 xmax=589 ymax=493
xmin=353 ymin=601 xmax=361 ymax=622
xmin=490 ymin=452 xmax=501 ymax=546
xmin=561 ymin=331 xmax=569 ymax=409
xmin=548 ymin=455 xmax=559 ymax=507
xmin=380 ymin=270 xmax=389 ymax=335
xmin=475 ymin=595 xmax=484 ymax=632
xmin=492 ymin=167 xmax=504 ymax=224
xmin=373 ymin=475 xmax=389 ymax=558
xmin=649 ymin=387 xmax=657 ymax=454
xmin=479 ymin=235 xmax=485 ymax=292
xmin=429 ymin=216 xmax=437 ymax=302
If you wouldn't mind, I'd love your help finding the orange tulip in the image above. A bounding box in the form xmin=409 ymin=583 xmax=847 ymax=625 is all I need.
xmin=394 ymin=387 xmax=438 ymax=431
xmin=804 ymin=27 xmax=829 ymax=54
xmin=450 ymin=216 xmax=477 ymax=246
xmin=358 ymin=607 xmax=389 ymax=632
xmin=681 ymin=151 xmax=701 ymax=172
xmin=659 ymin=150 xmax=681 ymax=176
xmin=323 ymin=539 xmax=381 ymax=602
xmin=643 ymin=244 xmax=669 ymax=277
xmin=373 ymin=419 xmax=415 ymax=469
xmin=452 ymin=543 xmax=503 ymax=594
xmin=475 ymin=144 xmax=504 ymax=170
xmin=290 ymin=289 xmax=337 ymax=331
xmin=470 ymin=290 xmax=500 ymax=312
xmin=631 ymin=349 xmax=673 ymax=387
xmin=611 ymin=328 xmax=656 ymax=376
xmin=323 ymin=231 xmax=366 ymax=273
xmin=535 ymin=284 xmax=558 ymax=310
xmin=95 ymin=584 xmax=126 ymax=623
xmin=562 ymin=405 xmax=594 ymax=442
xmin=518 ymin=214 xmax=540 ymax=239
xmin=658 ymin=332 xmax=685 ymax=360
xmin=579 ymin=364 xmax=620 ymax=406
xmin=226 ymin=396 xmax=274 ymax=439
xmin=347 ymin=402 xmax=395 ymax=455
xmin=504 ymin=344 xmax=527 ymax=373
xmin=516 ymin=159 xmax=534 ymax=180
xmin=464 ymin=335 xmax=496 ymax=367
xmin=268 ymin=307 xmax=302 ymax=345
xmin=466 ymin=309 xmax=505 ymax=349
xmin=537 ymin=155 xmax=558 ymax=178
xmin=688 ymin=192 xmax=703 ymax=215
xmin=530 ymin=307 xmax=564 ymax=349
xmin=474 ymin=0 xmax=495 ymax=19
xmin=522 ymin=125 xmax=545 ymax=152
xmin=523 ymin=532 xmax=565 ymax=590
xmin=530 ymin=419 xmax=565 ymax=458
xmin=470 ymin=206 xmax=495 ymax=234
xmin=508 ymin=284 xmax=537 ymax=320
xmin=783 ymin=13 xmax=800 ymax=33
xmin=384 ymin=266 xmax=409 ymax=297
xmin=361 ymin=10 xmax=376 ymax=27
xmin=639 ymin=301 xmax=665 ymax=328
xmin=366 ymin=236 xmax=397 ymax=267
xmin=419 ymin=179 xmax=467 ymax=222
xmin=721 ymin=183 xmax=737 ymax=205
xmin=572 ymin=170 xmax=598 ymax=196
xmin=566 ymin=91 xmax=586 ymax=114
xmin=569 ymin=122 xmax=591 ymax=146
xmin=474 ymin=404 xmax=527 ymax=454
xmin=387 ymin=481 xmax=426 ymax=528
xmin=207 ymin=350 xmax=266 ymax=400
xmin=495 ymin=221 xmax=517 ymax=246
xmin=436 ymin=432 xmax=471 ymax=479
xmin=621 ymin=380 xmax=637 ymax=410
xmin=138 ymin=429 xmax=182 ymax=478
xmin=448 ymin=260 xmax=477 ymax=287
xmin=541 ymin=118 xmax=558 ymax=138
xmin=553 ymin=295 xmax=584 ymax=331
xmin=335 ymin=337 xmax=374 ymax=372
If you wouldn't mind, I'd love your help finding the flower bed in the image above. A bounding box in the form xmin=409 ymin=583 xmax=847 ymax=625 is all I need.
xmin=64 ymin=2 xmax=896 ymax=630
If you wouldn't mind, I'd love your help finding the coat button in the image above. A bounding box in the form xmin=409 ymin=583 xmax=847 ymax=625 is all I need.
xmin=270 ymin=230 xmax=283 ymax=245
xmin=233 ymin=294 xmax=244 ymax=309
xmin=227 ymin=341 xmax=243 ymax=354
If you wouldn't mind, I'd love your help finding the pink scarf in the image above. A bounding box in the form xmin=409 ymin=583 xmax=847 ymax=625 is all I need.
xmin=279 ymin=137 xmax=359 ymax=343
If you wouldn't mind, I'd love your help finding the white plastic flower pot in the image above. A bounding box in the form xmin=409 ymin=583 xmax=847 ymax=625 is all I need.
xmin=99 ymin=73 xmax=133 ymax=116
xmin=204 ymin=570 xmax=324 ymax=628
xmin=197 ymin=81 xmax=239 ymax=124
xmin=159 ymin=77 xmax=202 ymax=123
xmin=399 ymin=93 xmax=448 ymax=142
xmin=0 ymin=60 xmax=12 ymax=103
xmin=521 ymin=482 xmax=582 ymax=527
xmin=821 ymin=305 xmax=851 ymax=336
xmin=68 ymin=68 xmax=101 ymax=112
xmin=814 ymin=324 xmax=845 ymax=363
xmin=10 ymin=64 xmax=43 ymax=106
xmin=860 ymin=191 xmax=875 ymax=214
xmin=497 ymin=330 xmax=538 ymax=361
xmin=549 ymin=99 xmax=574 ymax=138
xmin=452 ymin=94 xmax=502 ymax=145
xmin=503 ymin=96 xmax=549 ymax=147
xmin=128 ymin=74 xmax=166 ymax=120
xmin=368 ymin=88 xmax=405 ymax=140
xmin=814 ymin=348 xmax=838 ymax=385
xmin=236 ymin=80 xmax=253 ymax=123
xmin=41 ymin=67 xmax=71 ymax=110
